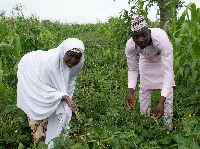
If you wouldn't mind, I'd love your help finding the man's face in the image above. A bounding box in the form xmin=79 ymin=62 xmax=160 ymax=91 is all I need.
xmin=63 ymin=51 xmax=82 ymax=68
xmin=131 ymin=27 xmax=151 ymax=49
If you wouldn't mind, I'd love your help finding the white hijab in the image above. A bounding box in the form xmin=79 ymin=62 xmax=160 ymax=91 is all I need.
xmin=17 ymin=38 xmax=85 ymax=120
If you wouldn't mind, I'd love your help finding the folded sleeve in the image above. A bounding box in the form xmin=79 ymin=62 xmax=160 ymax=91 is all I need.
xmin=157 ymin=35 xmax=175 ymax=97
xmin=125 ymin=39 xmax=139 ymax=89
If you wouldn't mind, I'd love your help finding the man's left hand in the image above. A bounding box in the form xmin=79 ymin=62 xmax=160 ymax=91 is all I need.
xmin=151 ymin=96 xmax=166 ymax=119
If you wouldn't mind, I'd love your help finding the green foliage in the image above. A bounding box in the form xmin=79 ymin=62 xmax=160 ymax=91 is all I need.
xmin=0 ymin=59 xmax=4 ymax=98
xmin=169 ymin=3 xmax=200 ymax=86
xmin=0 ymin=2 xmax=200 ymax=149
xmin=0 ymin=84 xmax=31 ymax=148
xmin=127 ymin=0 xmax=185 ymax=15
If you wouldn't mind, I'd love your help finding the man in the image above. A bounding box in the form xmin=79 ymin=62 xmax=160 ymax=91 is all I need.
xmin=124 ymin=15 xmax=175 ymax=130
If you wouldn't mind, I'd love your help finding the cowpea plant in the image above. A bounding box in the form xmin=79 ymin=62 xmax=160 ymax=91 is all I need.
xmin=0 ymin=3 xmax=199 ymax=148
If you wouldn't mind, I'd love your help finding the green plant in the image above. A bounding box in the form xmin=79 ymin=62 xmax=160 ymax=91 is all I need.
xmin=0 ymin=3 xmax=199 ymax=148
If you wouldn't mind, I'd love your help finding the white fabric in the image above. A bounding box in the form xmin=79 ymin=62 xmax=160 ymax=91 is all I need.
xmin=139 ymin=88 xmax=173 ymax=130
xmin=46 ymin=102 xmax=71 ymax=148
xmin=17 ymin=38 xmax=85 ymax=145
xmin=125 ymin=28 xmax=175 ymax=98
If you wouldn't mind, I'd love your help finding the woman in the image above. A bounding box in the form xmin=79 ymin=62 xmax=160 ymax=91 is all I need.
xmin=17 ymin=38 xmax=85 ymax=147
xmin=124 ymin=15 xmax=175 ymax=130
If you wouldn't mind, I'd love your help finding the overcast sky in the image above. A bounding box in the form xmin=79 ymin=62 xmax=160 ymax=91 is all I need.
xmin=0 ymin=0 xmax=199 ymax=24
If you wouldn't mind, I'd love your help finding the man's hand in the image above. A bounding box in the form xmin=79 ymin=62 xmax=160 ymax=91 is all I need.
xmin=151 ymin=96 xmax=166 ymax=119
xmin=125 ymin=88 xmax=135 ymax=109
xmin=62 ymin=95 xmax=77 ymax=112
xmin=125 ymin=94 xmax=135 ymax=108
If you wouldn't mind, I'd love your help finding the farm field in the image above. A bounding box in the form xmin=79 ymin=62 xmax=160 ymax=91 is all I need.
xmin=0 ymin=3 xmax=200 ymax=149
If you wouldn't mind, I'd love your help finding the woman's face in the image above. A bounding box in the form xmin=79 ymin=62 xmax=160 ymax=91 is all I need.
xmin=131 ymin=27 xmax=151 ymax=49
xmin=64 ymin=51 xmax=82 ymax=68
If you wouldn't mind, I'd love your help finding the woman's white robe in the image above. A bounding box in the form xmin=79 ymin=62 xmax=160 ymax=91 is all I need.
xmin=17 ymin=38 xmax=85 ymax=146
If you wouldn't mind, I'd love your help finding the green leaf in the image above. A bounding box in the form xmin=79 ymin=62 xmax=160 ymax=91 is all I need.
xmin=18 ymin=142 xmax=24 ymax=149
xmin=159 ymin=135 xmax=172 ymax=145
xmin=0 ymin=42 xmax=12 ymax=48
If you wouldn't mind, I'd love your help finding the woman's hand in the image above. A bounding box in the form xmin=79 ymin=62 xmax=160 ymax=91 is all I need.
xmin=62 ymin=95 xmax=77 ymax=112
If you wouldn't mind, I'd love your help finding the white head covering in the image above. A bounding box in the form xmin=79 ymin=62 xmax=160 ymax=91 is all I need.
xmin=43 ymin=38 xmax=85 ymax=93
xmin=17 ymin=38 xmax=85 ymax=120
